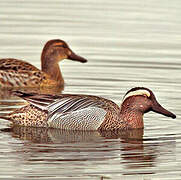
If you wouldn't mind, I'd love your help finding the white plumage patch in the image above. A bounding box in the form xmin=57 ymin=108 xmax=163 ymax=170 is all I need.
xmin=122 ymin=89 xmax=150 ymax=102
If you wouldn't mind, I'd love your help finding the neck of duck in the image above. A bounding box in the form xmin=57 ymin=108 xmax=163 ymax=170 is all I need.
xmin=120 ymin=100 xmax=144 ymax=129
xmin=41 ymin=56 xmax=64 ymax=86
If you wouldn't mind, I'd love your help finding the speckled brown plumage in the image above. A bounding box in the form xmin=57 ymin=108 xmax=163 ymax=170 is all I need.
xmin=1 ymin=87 xmax=176 ymax=130
xmin=9 ymin=105 xmax=48 ymax=127
xmin=0 ymin=39 xmax=87 ymax=88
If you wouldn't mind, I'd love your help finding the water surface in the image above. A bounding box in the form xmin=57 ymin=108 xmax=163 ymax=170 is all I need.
xmin=0 ymin=0 xmax=181 ymax=179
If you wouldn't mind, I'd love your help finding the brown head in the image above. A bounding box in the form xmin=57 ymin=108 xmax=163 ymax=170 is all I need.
xmin=40 ymin=39 xmax=87 ymax=85
xmin=122 ymin=87 xmax=176 ymax=118
xmin=41 ymin=39 xmax=87 ymax=70
xmin=121 ymin=87 xmax=176 ymax=129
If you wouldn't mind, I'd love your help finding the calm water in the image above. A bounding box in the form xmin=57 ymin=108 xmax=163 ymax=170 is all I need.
xmin=0 ymin=0 xmax=181 ymax=179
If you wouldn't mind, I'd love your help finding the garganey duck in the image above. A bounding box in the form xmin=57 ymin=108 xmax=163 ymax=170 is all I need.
xmin=0 ymin=39 xmax=87 ymax=88
xmin=0 ymin=87 xmax=176 ymax=130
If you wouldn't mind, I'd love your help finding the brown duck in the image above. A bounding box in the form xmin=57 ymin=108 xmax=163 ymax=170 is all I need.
xmin=1 ymin=87 xmax=176 ymax=130
xmin=0 ymin=39 xmax=87 ymax=88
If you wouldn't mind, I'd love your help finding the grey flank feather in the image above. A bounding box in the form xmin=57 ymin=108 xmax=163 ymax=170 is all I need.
xmin=47 ymin=107 xmax=107 ymax=130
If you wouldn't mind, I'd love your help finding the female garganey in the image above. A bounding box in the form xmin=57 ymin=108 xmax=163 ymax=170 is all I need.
xmin=0 ymin=39 xmax=87 ymax=88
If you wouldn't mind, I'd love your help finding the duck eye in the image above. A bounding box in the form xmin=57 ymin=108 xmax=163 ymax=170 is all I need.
xmin=62 ymin=44 xmax=67 ymax=48
xmin=54 ymin=44 xmax=64 ymax=48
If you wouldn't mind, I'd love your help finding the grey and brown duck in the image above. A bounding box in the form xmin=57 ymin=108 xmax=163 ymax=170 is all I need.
xmin=1 ymin=87 xmax=176 ymax=130
xmin=0 ymin=39 xmax=87 ymax=88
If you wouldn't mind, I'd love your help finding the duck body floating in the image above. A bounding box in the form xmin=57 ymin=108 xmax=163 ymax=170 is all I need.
xmin=1 ymin=87 xmax=176 ymax=130
xmin=0 ymin=39 xmax=87 ymax=88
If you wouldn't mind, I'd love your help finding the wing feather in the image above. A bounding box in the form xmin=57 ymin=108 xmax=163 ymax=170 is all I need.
xmin=47 ymin=96 xmax=104 ymax=116
xmin=0 ymin=70 xmax=45 ymax=87
xmin=12 ymin=91 xmax=61 ymax=109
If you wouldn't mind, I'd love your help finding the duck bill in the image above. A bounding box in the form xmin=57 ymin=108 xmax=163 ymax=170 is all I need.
xmin=152 ymin=101 xmax=176 ymax=119
xmin=68 ymin=50 xmax=87 ymax=63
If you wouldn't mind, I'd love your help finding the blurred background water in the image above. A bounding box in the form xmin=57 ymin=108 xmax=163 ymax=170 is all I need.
xmin=0 ymin=0 xmax=181 ymax=179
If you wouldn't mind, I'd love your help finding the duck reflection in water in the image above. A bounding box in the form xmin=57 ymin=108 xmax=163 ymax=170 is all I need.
xmin=2 ymin=126 xmax=160 ymax=173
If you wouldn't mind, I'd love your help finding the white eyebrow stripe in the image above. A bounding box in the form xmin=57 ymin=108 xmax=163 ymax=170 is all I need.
xmin=122 ymin=89 xmax=150 ymax=102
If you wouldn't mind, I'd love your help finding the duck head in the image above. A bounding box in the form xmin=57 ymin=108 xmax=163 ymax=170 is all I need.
xmin=122 ymin=87 xmax=176 ymax=119
xmin=41 ymin=39 xmax=87 ymax=68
